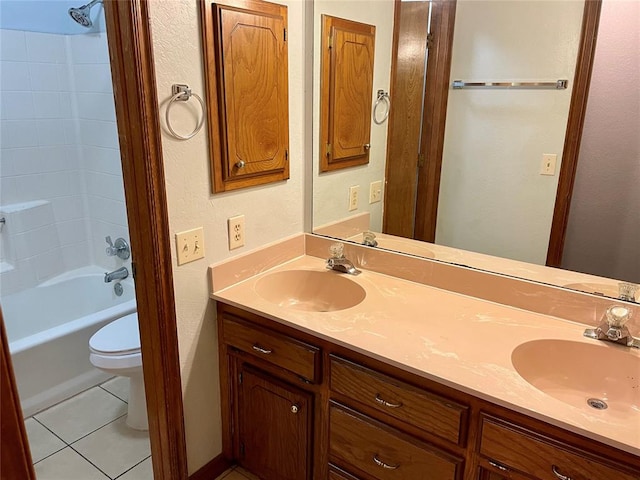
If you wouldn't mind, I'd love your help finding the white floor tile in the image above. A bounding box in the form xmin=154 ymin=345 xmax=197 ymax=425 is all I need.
xmin=117 ymin=456 xmax=152 ymax=480
xmin=214 ymin=467 xmax=235 ymax=480
xmin=35 ymin=386 xmax=127 ymax=444
xmin=101 ymin=376 xmax=129 ymax=403
xmin=34 ymin=447 xmax=109 ymax=480
xmin=72 ymin=416 xmax=151 ymax=479
xmin=235 ymin=466 xmax=261 ymax=480
xmin=24 ymin=418 xmax=66 ymax=463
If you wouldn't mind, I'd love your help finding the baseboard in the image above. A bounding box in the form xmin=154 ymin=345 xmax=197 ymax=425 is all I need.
xmin=189 ymin=453 xmax=232 ymax=480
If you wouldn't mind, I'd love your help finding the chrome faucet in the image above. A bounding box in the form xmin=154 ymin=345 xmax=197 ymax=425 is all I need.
xmin=326 ymin=242 xmax=361 ymax=275
xmin=584 ymin=305 xmax=639 ymax=348
xmin=105 ymin=236 xmax=131 ymax=260
xmin=104 ymin=266 xmax=129 ymax=283
xmin=618 ymin=282 xmax=639 ymax=302
xmin=362 ymin=231 xmax=378 ymax=247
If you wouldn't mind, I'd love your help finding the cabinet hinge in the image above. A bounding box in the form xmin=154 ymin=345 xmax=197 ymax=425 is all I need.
xmin=285 ymin=149 xmax=289 ymax=162
xmin=131 ymin=261 xmax=136 ymax=280
xmin=240 ymin=442 xmax=245 ymax=457
xmin=284 ymin=28 xmax=287 ymax=42
xmin=426 ymin=32 xmax=434 ymax=49
xmin=418 ymin=153 xmax=426 ymax=168
xmin=328 ymin=35 xmax=333 ymax=49
xmin=326 ymin=143 xmax=332 ymax=156
xmin=239 ymin=372 xmax=243 ymax=384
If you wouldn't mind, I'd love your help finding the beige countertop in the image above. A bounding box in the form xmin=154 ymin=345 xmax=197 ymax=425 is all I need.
xmin=211 ymin=254 xmax=640 ymax=456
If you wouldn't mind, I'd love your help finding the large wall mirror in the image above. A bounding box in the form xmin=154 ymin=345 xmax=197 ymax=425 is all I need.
xmin=312 ymin=0 xmax=639 ymax=302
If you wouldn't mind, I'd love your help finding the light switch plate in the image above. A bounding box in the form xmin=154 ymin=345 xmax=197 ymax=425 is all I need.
xmin=541 ymin=154 xmax=557 ymax=176
xmin=369 ymin=180 xmax=382 ymax=204
xmin=175 ymin=227 xmax=205 ymax=265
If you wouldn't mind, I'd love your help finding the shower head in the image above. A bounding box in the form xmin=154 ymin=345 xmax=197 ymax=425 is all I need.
xmin=68 ymin=0 xmax=102 ymax=28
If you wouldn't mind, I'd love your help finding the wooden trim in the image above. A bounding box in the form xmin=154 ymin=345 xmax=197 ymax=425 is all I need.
xmin=1 ymin=311 xmax=35 ymax=480
xmin=188 ymin=454 xmax=232 ymax=480
xmin=546 ymin=0 xmax=602 ymax=267
xmin=414 ymin=0 xmax=457 ymax=242
xmin=104 ymin=1 xmax=188 ymax=478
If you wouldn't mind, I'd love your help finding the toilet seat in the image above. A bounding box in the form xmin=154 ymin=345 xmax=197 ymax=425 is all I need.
xmin=90 ymin=312 xmax=141 ymax=356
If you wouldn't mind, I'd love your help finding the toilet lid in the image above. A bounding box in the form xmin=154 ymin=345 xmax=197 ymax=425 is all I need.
xmin=89 ymin=313 xmax=140 ymax=355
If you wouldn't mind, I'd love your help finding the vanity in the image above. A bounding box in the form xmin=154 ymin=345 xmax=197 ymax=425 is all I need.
xmin=210 ymin=239 xmax=640 ymax=480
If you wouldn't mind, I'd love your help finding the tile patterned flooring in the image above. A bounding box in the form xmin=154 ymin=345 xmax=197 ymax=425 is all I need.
xmin=215 ymin=466 xmax=260 ymax=480
xmin=26 ymin=377 xmax=152 ymax=480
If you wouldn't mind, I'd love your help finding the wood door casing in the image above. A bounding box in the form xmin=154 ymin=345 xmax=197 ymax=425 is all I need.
xmin=203 ymin=0 xmax=289 ymax=192
xmin=320 ymin=16 xmax=375 ymax=172
xmin=238 ymin=364 xmax=313 ymax=480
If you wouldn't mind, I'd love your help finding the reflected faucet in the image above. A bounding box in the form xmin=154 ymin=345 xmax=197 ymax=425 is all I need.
xmin=104 ymin=266 xmax=129 ymax=283
xmin=584 ymin=305 xmax=640 ymax=348
xmin=362 ymin=231 xmax=378 ymax=247
xmin=326 ymin=242 xmax=361 ymax=275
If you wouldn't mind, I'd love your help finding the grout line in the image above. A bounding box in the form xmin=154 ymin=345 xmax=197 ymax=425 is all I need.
xmin=112 ymin=455 xmax=151 ymax=480
xmin=67 ymin=444 xmax=113 ymax=479
xmin=99 ymin=384 xmax=129 ymax=404
xmin=67 ymin=413 xmax=128 ymax=446
xmin=32 ymin=416 xmax=69 ymax=446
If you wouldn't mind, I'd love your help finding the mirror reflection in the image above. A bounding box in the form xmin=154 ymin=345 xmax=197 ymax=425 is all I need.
xmin=312 ymin=0 xmax=639 ymax=301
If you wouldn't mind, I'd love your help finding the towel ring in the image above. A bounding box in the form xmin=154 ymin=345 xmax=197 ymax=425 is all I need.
xmin=166 ymin=84 xmax=206 ymax=140
xmin=373 ymin=89 xmax=390 ymax=125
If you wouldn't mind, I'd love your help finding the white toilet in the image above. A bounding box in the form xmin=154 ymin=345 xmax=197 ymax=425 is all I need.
xmin=89 ymin=312 xmax=148 ymax=430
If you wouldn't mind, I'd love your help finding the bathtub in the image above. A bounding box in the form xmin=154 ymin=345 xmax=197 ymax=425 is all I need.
xmin=1 ymin=267 xmax=136 ymax=417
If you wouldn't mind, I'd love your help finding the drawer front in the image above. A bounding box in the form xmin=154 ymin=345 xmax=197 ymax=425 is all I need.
xmin=328 ymin=466 xmax=362 ymax=480
xmin=331 ymin=356 xmax=466 ymax=444
xmin=329 ymin=403 xmax=462 ymax=480
xmin=222 ymin=316 xmax=319 ymax=382
xmin=479 ymin=416 xmax=639 ymax=480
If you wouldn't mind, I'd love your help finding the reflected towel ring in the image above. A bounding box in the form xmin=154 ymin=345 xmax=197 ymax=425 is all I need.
xmin=373 ymin=89 xmax=390 ymax=125
xmin=166 ymin=84 xmax=206 ymax=140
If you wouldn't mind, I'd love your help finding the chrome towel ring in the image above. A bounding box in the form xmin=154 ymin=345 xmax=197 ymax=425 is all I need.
xmin=373 ymin=89 xmax=390 ymax=125
xmin=166 ymin=84 xmax=206 ymax=140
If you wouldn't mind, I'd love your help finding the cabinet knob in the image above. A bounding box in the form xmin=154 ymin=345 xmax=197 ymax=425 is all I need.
xmin=363 ymin=143 xmax=371 ymax=150
xmin=236 ymin=160 xmax=246 ymax=169
xmin=290 ymin=404 xmax=299 ymax=414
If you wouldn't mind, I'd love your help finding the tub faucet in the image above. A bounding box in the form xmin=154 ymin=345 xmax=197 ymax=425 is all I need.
xmin=326 ymin=242 xmax=361 ymax=275
xmin=584 ymin=305 xmax=640 ymax=348
xmin=104 ymin=266 xmax=129 ymax=283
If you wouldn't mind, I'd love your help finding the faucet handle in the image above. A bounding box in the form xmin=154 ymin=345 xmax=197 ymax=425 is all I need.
xmin=605 ymin=305 xmax=631 ymax=328
xmin=619 ymin=282 xmax=639 ymax=302
xmin=105 ymin=236 xmax=116 ymax=255
xmin=329 ymin=242 xmax=344 ymax=259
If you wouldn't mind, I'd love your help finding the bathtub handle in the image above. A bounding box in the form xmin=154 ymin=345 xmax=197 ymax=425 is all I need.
xmin=105 ymin=236 xmax=131 ymax=260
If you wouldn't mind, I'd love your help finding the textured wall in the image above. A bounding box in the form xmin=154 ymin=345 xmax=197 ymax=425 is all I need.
xmin=436 ymin=1 xmax=584 ymax=265
xmin=562 ymin=0 xmax=640 ymax=283
xmin=312 ymin=0 xmax=394 ymax=232
xmin=148 ymin=0 xmax=307 ymax=472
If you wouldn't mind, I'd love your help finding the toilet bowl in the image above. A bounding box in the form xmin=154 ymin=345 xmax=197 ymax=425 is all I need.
xmin=89 ymin=313 xmax=148 ymax=430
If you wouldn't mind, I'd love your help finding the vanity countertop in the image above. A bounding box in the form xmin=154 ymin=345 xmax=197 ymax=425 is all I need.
xmin=211 ymin=254 xmax=640 ymax=456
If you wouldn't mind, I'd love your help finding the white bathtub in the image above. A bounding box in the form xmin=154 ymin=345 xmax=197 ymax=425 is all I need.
xmin=1 ymin=267 xmax=136 ymax=417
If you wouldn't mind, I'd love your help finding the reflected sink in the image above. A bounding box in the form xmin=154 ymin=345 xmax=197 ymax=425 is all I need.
xmin=254 ymin=270 xmax=366 ymax=312
xmin=511 ymin=339 xmax=640 ymax=415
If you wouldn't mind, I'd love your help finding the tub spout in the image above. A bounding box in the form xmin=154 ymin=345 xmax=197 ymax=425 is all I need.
xmin=104 ymin=266 xmax=129 ymax=283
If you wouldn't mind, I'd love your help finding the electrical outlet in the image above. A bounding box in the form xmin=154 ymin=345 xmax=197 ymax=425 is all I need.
xmin=369 ymin=180 xmax=382 ymax=204
xmin=175 ymin=227 xmax=205 ymax=265
xmin=228 ymin=215 xmax=245 ymax=250
xmin=541 ymin=153 xmax=557 ymax=176
xmin=348 ymin=185 xmax=360 ymax=211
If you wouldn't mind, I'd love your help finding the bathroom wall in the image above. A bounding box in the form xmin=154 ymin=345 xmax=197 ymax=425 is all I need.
xmin=561 ymin=0 xmax=640 ymax=283
xmin=436 ymin=1 xmax=584 ymax=265
xmin=312 ymin=0 xmax=394 ymax=232
xmin=147 ymin=0 xmax=307 ymax=473
xmin=0 ymin=7 xmax=128 ymax=298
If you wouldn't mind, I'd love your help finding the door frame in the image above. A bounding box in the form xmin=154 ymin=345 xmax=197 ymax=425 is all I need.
xmin=1 ymin=1 xmax=189 ymax=478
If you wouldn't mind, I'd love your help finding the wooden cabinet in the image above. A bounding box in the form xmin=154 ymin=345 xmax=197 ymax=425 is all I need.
xmin=237 ymin=364 xmax=312 ymax=480
xmin=201 ymin=0 xmax=289 ymax=192
xmin=217 ymin=303 xmax=640 ymax=480
xmin=320 ymin=15 xmax=375 ymax=172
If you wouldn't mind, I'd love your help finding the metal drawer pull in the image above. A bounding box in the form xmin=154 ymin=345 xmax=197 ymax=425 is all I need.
xmin=252 ymin=345 xmax=272 ymax=355
xmin=375 ymin=394 xmax=403 ymax=408
xmin=373 ymin=454 xmax=399 ymax=470
xmin=488 ymin=460 xmax=509 ymax=472
xmin=552 ymin=465 xmax=573 ymax=480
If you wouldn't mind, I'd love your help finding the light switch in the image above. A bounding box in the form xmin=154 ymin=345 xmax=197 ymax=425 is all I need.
xmin=541 ymin=154 xmax=557 ymax=176
xmin=175 ymin=227 xmax=205 ymax=265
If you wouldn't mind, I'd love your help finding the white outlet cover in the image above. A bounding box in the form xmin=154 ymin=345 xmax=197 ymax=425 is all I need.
xmin=228 ymin=215 xmax=245 ymax=250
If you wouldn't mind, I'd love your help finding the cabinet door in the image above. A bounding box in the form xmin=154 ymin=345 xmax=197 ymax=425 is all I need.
xmin=320 ymin=16 xmax=375 ymax=172
xmin=239 ymin=365 xmax=312 ymax=480
xmin=206 ymin=1 xmax=289 ymax=192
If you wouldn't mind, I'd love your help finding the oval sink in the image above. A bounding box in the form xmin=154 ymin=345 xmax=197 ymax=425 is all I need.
xmin=511 ymin=340 xmax=640 ymax=415
xmin=254 ymin=270 xmax=366 ymax=312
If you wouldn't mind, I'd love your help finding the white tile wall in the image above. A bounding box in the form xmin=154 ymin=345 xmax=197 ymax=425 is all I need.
xmin=0 ymin=27 xmax=128 ymax=296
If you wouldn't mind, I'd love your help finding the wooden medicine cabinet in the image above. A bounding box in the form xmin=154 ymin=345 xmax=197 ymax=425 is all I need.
xmin=320 ymin=16 xmax=375 ymax=172
xmin=201 ymin=0 xmax=290 ymax=193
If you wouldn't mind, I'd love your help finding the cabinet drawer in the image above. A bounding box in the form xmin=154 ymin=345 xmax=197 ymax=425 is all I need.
xmin=479 ymin=415 xmax=639 ymax=480
xmin=222 ymin=316 xmax=319 ymax=382
xmin=329 ymin=403 xmax=462 ymax=480
xmin=331 ymin=356 xmax=467 ymax=445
